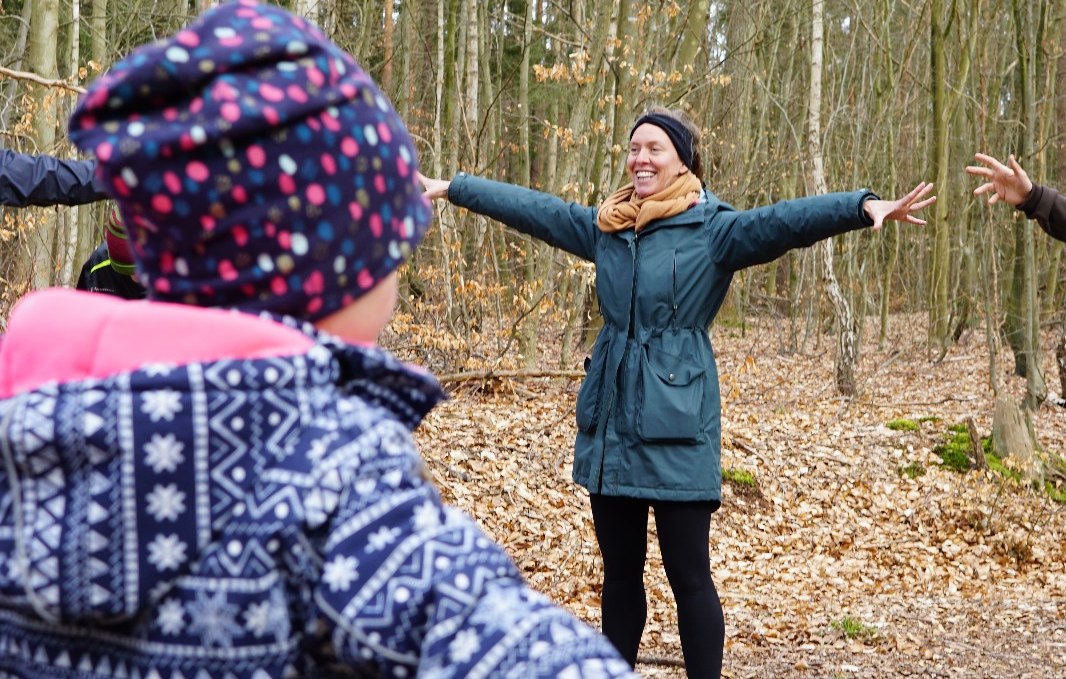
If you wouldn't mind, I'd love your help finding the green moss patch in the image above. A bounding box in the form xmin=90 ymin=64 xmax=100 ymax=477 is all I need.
xmin=885 ymin=418 xmax=919 ymax=432
xmin=931 ymin=423 xmax=1066 ymax=503
xmin=934 ymin=426 xmax=973 ymax=472
xmin=898 ymin=462 xmax=926 ymax=479
xmin=722 ymin=466 xmax=766 ymax=506
xmin=1045 ymin=481 xmax=1066 ymax=504
xmin=831 ymin=616 xmax=877 ymax=640
xmin=723 ymin=467 xmax=756 ymax=487
xmin=986 ymin=450 xmax=1022 ymax=482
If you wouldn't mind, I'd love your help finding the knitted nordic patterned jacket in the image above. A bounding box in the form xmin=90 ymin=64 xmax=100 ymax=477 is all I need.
xmin=0 ymin=289 xmax=633 ymax=678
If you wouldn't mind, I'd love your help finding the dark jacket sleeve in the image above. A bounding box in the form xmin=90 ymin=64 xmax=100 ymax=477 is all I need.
xmin=708 ymin=190 xmax=876 ymax=272
xmin=448 ymin=173 xmax=600 ymax=262
xmin=0 ymin=149 xmax=108 ymax=207
xmin=1018 ymin=183 xmax=1066 ymax=243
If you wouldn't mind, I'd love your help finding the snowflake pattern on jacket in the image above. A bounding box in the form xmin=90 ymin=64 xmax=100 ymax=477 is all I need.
xmin=0 ymin=300 xmax=634 ymax=678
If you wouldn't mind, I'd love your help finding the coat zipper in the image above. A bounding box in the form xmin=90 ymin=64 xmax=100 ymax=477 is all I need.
xmin=598 ymin=231 xmax=640 ymax=492
xmin=628 ymin=231 xmax=640 ymax=338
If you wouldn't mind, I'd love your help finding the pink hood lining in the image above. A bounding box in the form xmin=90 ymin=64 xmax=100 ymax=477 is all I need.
xmin=0 ymin=288 xmax=316 ymax=399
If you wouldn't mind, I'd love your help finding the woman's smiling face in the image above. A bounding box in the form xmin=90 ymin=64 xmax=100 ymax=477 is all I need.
xmin=627 ymin=123 xmax=689 ymax=198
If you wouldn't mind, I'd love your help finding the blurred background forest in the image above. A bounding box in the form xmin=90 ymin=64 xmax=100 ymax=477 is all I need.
xmin=2 ymin=0 xmax=1066 ymax=406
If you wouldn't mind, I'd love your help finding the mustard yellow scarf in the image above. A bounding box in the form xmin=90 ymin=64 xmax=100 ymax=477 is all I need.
xmin=596 ymin=173 xmax=702 ymax=233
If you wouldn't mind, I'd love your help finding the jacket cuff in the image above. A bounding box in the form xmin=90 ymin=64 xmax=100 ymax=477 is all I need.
xmin=1018 ymin=182 xmax=1048 ymax=219
xmin=858 ymin=190 xmax=880 ymax=226
xmin=447 ymin=172 xmax=469 ymax=204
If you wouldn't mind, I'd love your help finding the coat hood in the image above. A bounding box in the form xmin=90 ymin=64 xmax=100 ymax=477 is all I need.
xmin=0 ymin=289 xmax=443 ymax=628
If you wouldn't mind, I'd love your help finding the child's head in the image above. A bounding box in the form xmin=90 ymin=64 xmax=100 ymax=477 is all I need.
xmin=68 ymin=0 xmax=430 ymax=342
xmin=104 ymin=207 xmax=135 ymax=277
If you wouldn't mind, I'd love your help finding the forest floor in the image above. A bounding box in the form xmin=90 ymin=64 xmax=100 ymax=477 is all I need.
xmin=407 ymin=314 xmax=1066 ymax=678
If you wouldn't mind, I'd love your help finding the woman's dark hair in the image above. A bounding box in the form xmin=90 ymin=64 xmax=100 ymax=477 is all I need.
xmin=640 ymin=106 xmax=703 ymax=179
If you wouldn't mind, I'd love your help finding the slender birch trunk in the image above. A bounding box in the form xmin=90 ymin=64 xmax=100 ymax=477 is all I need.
xmin=59 ymin=0 xmax=82 ymax=288
xmin=809 ymin=0 xmax=857 ymax=395
xmin=28 ymin=0 xmax=61 ymax=290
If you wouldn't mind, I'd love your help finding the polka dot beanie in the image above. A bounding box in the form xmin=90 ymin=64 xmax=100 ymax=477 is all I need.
xmin=68 ymin=0 xmax=431 ymax=320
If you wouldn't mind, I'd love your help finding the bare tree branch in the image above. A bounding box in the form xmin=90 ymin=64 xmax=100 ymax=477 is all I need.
xmin=438 ymin=369 xmax=584 ymax=384
xmin=0 ymin=65 xmax=86 ymax=95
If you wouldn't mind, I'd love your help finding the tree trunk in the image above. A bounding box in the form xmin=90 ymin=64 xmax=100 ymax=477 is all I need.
xmin=59 ymin=0 xmax=82 ymax=288
xmin=381 ymin=0 xmax=395 ymax=93
xmin=77 ymin=0 xmax=110 ymax=273
xmin=992 ymin=394 xmax=1040 ymax=478
xmin=27 ymin=0 xmax=61 ymax=290
xmin=874 ymin=0 xmax=900 ymax=349
xmin=557 ymin=1 xmax=614 ymax=359
xmin=430 ymin=0 xmax=457 ymax=324
xmin=445 ymin=0 xmax=461 ymax=174
xmin=808 ymin=0 xmax=856 ymax=395
xmin=462 ymin=0 xmax=478 ymax=155
xmin=606 ymin=0 xmax=635 ymax=191
xmin=928 ymin=0 xmax=952 ymax=348
xmin=1006 ymin=225 xmax=1027 ymax=375
xmin=1012 ymin=0 xmax=1047 ymax=409
xmin=395 ymin=1 xmax=415 ymax=118
xmin=290 ymin=0 xmax=317 ymax=21
xmin=517 ymin=0 xmax=543 ymax=367
xmin=90 ymin=0 xmax=108 ymax=70
xmin=965 ymin=417 xmax=988 ymax=470
xmin=1037 ymin=6 xmax=1065 ymax=319
xmin=433 ymin=0 xmax=446 ymax=178
xmin=0 ymin=1 xmax=33 ymax=132
xmin=668 ymin=0 xmax=712 ymax=103
xmin=1056 ymin=333 xmax=1066 ymax=399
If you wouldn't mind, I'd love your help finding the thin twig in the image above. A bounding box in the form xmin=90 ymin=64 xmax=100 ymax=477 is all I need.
xmin=439 ymin=368 xmax=584 ymax=384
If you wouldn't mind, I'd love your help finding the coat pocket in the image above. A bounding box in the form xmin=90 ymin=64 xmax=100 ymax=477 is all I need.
xmin=637 ymin=345 xmax=706 ymax=442
xmin=576 ymin=351 xmax=608 ymax=432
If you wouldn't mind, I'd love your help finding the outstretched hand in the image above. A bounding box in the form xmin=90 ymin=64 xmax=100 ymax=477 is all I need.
xmin=416 ymin=171 xmax=450 ymax=201
xmin=862 ymin=182 xmax=936 ymax=230
xmin=965 ymin=153 xmax=1033 ymax=207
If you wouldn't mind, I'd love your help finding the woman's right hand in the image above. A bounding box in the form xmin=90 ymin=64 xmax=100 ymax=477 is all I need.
xmin=965 ymin=153 xmax=1033 ymax=207
xmin=416 ymin=171 xmax=450 ymax=201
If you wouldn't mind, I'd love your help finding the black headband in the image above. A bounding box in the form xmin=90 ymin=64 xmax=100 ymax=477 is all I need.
xmin=629 ymin=113 xmax=695 ymax=172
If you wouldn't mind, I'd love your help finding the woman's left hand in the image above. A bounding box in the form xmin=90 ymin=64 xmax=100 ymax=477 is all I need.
xmin=416 ymin=171 xmax=451 ymax=201
xmin=862 ymin=182 xmax=937 ymax=230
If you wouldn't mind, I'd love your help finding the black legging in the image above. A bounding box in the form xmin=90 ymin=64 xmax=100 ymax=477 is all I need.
xmin=589 ymin=494 xmax=724 ymax=679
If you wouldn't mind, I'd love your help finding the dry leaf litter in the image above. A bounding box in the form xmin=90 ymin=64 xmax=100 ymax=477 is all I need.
xmin=401 ymin=315 xmax=1065 ymax=678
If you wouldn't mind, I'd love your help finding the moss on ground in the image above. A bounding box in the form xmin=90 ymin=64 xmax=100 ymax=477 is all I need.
xmin=898 ymin=462 xmax=926 ymax=479
xmin=885 ymin=418 xmax=918 ymax=432
xmin=934 ymin=426 xmax=972 ymax=472
xmin=933 ymin=425 xmax=1065 ymax=503
xmin=723 ymin=467 xmax=756 ymax=487
xmin=831 ymin=616 xmax=877 ymax=640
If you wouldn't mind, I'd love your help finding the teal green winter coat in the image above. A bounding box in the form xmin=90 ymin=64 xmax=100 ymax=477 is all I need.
xmin=449 ymin=173 xmax=875 ymax=502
